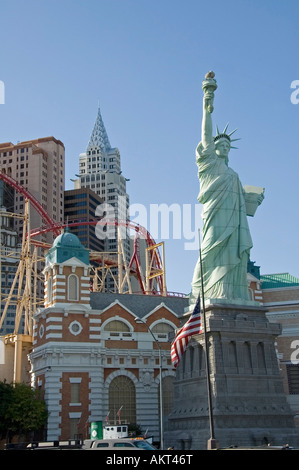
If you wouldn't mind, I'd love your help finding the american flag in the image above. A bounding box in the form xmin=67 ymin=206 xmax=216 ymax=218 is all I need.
xmin=116 ymin=405 xmax=123 ymax=425
xmin=171 ymin=296 xmax=202 ymax=368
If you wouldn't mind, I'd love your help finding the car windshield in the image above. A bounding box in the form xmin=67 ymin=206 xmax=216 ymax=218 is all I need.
xmin=133 ymin=440 xmax=156 ymax=450
xmin=113 ymin=442 xmax=135 ymax=447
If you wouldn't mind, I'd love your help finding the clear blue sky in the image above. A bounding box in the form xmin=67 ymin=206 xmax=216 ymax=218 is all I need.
xmin=1 ymin=0 xmax=299 ymax=294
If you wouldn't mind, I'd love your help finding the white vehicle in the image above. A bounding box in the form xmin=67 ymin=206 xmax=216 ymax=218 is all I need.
xmin=84 ymin=438 xmax=156 ymax=450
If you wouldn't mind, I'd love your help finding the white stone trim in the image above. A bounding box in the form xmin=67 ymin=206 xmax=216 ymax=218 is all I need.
xmin=69 ymin=377 xmax=82 ymax=383
xmin=100 ymin=299 xmax=136 ymax=317
xmin=46 ymin=317 xmax=63 ymax=323
xmin=69 ymin=412 xmax=82 ymax=419
xmin=46 ymin=333 xmax=62 ymax=339
xmin=46 ymin=324 xmax=63 ymax=331
xmin=143 ymin=302 xmax=179 ymax=320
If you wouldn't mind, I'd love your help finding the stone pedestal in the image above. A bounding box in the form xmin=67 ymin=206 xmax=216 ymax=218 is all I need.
xmin=165 ymin=302 xmax=299 ymax=450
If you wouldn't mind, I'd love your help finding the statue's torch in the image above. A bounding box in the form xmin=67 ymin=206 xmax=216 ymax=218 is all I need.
xmin=202 ymin=71 xmax=217 ymax=113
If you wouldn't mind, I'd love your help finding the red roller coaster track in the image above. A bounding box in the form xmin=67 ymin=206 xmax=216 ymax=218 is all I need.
xmin=0 ymin=172 xmax=60 ymax=234
xmin=0 ymin=171 xmax=166 ymax=295
xmin=30 ymin=219 xmax=165 ymax=294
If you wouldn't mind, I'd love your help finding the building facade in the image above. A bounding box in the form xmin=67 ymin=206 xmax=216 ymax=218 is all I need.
xmin=260 ymin=273 xmax=299 ymax=427
xmin=247 ymin=267 xmax=299 ymax=427
xmin=29 ymin=229 xmax=188 ymax=442
xmin=0 ymin=207 xmax=21 ymax=335
xmin=64 ymin=187 xmax=105 ymax=253
xmin=0 ymin=136 xmax=65 ymax=243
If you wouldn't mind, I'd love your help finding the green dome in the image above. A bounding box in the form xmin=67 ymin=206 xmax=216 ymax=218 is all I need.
xmin=53 ymin=229 xmax=82 ymax=248
xmin=46 ymin=227 xmax=90 ymax=266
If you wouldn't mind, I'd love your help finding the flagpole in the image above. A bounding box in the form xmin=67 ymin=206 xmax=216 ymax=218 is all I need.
xmin=198 ymin=231 xmax=218 ymax=449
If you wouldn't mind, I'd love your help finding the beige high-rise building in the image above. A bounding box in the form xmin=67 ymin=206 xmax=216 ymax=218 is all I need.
xmin=0 ymin=136 xmax=65 ymax=242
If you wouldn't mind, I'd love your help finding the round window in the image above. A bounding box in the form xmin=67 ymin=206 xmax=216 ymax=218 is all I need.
xmin=69 ymin=320 xmax=82 ymax=336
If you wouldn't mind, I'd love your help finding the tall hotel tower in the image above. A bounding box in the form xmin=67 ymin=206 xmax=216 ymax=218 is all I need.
xmin=0 ymin=137 xmax=65 ymax=243
xmin=75 ymin=107 xmax=130 ymax=289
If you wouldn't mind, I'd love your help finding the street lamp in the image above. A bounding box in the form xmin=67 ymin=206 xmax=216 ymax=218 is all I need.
xmin=135 ymin=317 xmax=164 ymax=450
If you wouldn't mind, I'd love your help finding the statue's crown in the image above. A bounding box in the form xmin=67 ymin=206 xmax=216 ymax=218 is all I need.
xmin=214 ymin=133 xmax=231 ymax=143
xmin=214 ymin=124 xmax=240 ymax=149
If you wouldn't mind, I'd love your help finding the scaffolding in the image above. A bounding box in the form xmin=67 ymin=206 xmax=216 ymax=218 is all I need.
xmin=0 ymin=200 xmax=42 ymax=383
xmin=0 ymin=200 xmax=42 ymax=337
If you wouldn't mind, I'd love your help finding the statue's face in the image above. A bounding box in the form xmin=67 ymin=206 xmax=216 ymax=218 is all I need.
xmin=215 ymin=138 xmax=230 ymax=160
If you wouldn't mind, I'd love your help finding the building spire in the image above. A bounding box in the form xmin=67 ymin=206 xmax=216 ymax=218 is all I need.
xmin=87 ymin=104 xmax=111 ymax=152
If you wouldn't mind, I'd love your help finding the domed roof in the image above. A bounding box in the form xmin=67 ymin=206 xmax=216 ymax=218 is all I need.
xmin=53 ymin=228 xmax=83 ymax=248
xmin=46 ymin=226 xmax=89 ymax=266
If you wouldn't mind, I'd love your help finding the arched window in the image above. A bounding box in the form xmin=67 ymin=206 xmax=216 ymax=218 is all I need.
xmin=104 ymin=320 xmax=132 ymax=338
xmin=243 ymin=341 xmax=253 ymax=373
xmin=68 ymin=274 xmax=79 ymax=301
xmin=189 ymin=345 xmax=194 ymax=374
xmin=151 ymin=322 xmax=174 ymax=340
xmin=198 ymin=344 xmax=204 ymax=372
xmin=228 ymin=341 xmax=238 ymax=370
xmin=104 ymin=320 xmax=130 ymax=332
xmin=257 ymin=342 xmax=267 ymax=373
xmin=109 ymin=376 xmax=136 ymax=424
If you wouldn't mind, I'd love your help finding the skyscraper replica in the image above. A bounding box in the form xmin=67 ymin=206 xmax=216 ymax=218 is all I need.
xmin=165 ymin=72 xmax=299 ymax=450
xmin=74 ymin=107 xmax=130 ymax=292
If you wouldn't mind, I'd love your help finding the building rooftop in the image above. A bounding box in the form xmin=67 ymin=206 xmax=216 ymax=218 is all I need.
xmin=53 ymin=229 xmax=83 ymax=248
xmin=0 ymin=136 xmax=64 ymax=150
xmin=87 ymin=105 xmax=111 ymax=152
xmin=261 ymin=272 xmax=299 ymax=289
xmin=90 ymin=292 xmax=189 ymax=319
xmin=47 ymin=227 xmax=90 ymax=265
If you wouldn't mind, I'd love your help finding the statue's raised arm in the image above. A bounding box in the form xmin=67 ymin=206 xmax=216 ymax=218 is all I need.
xmin=201 ymin=71 xmax=217 ymax=148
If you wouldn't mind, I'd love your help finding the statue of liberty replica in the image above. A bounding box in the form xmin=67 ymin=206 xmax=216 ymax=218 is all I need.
xmin=190 ymin=71 xmax=264 ymax=305
xmin=165 ymin=72 xmax=298 ymax=450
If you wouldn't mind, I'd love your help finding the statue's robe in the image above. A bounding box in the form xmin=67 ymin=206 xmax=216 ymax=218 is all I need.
xmin=191 ymin=141 xmax=252 ymax=303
